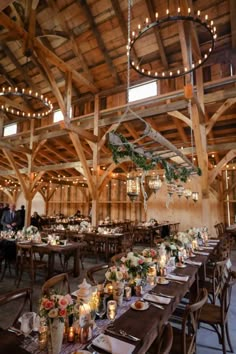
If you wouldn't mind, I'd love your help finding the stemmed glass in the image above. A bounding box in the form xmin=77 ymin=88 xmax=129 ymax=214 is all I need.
xmin=95 ymin=296 xmax=106 ymax=328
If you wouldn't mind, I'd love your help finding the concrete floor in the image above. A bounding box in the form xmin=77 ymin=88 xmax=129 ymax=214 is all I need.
xmin=0 ymin=246 xmax=236 ymax=353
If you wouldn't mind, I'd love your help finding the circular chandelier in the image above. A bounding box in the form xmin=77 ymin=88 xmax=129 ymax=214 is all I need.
xmin=128 ymin=7 xmax=217 ymax=79
xmin=0 ymin=86 xmax=53 ymax=118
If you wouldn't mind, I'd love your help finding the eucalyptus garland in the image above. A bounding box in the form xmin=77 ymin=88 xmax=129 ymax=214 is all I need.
xmin=108 ymin=131 xmax=201 ymax=183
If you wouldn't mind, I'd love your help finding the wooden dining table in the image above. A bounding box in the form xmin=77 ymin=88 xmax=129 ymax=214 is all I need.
xmin=0 ymin=241 xmax=219 ymax=354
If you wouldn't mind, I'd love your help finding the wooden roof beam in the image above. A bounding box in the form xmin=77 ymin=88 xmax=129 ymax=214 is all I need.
xmin=145 ymin=0 xmax=168 ymax=69
xmin=78 ymin=0 xmax=121 ymax=86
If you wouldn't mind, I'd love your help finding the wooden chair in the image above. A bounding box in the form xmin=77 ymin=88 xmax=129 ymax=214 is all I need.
xmin=16 ymin=243 xmax=47 ymax=287
xmin=41 ymin=272 xmax=71 ymax=295
xmin=169 ymin=288 xmax=208 ymax=354
xmin=198 ymin=271 xmax=236 ymax=354
xmin=110 ymin=252 xmax=126 ymax=265
xmin=148 ymin=322 xmax=173 ymax=354
xmin=86 ymin=264 xmax=109 ymax=285
xmin=0 ymin=287 xmax=32 ymax=328
xmin=0 ymin=239 xmax=17 ymax=281
xmin=200 ymin=258 xmax=229 ymax=304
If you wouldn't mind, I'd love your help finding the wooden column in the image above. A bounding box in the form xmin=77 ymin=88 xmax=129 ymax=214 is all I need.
xmin=91 ymin=94 xmax=99 ymax=226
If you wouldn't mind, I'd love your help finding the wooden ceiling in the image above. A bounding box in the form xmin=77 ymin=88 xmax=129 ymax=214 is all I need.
xmin=0 ymin=0 xmax=235 ymax=194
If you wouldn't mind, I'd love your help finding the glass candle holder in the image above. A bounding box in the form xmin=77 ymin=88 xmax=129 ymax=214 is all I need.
xmin=106 ymin=300 xmax=117 ymax=322
xmin=67 ymin=326 xmax=75 ymax=342
xmin=124 ymin=286 xmax=132 ymax=301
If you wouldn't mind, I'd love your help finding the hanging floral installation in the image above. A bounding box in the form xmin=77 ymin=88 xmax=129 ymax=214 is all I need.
xmin=108 ymin=131 xmax=201 ymax=183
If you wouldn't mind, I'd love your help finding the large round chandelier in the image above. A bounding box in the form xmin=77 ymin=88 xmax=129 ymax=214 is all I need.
xmin=128 ymin=5 xmax=217 ymax=79
xmin=0 ymin=86 xmax=53 ymax=118
xmin=148 ymin=174 xmax=162 ymax=193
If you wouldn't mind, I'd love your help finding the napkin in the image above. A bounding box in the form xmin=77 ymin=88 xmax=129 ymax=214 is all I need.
xmin=166 ymin=274 xmax=189 ymax=282
xmin=92 ymin=333 xmax=135 ymax=354
xmin=208 ymin=239 xmax=220 ymax=243
xmin=143 ymin=293 xmax=171 ymax=305
xmin=201 ymin=246 xmax=214 ymax=250
xmin=185 ymin=259 xmax=202 ymax=266
xmin=193 ymin=251 xmax=209 ymax=256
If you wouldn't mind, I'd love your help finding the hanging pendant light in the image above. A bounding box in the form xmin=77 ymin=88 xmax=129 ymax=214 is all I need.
xmin=192 ymin=192 xmax=199 ymax=202
xmin=148 ymin=174 xmax=162 ymax=193
xmin=184 ymin=189 xmax=192 ymax=200
xmin=127 ymin=173 xmax=140 ymax=202
xmin=167 ymin=183 xmax=176 ymax=197
xmin=176 ymin=184 xmax=185 ymax=198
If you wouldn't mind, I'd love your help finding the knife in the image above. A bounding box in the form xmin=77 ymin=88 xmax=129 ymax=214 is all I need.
xmin=105 ymin=328 xmax=140 ymax=342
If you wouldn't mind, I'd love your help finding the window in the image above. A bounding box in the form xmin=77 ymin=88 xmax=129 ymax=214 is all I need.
xmin=128 ymin=81 xmax=157 ymax=102
xmin=53 ymin=108 xmax=72 ymax=123
xmin=3 ymin=123 xmax=17 ymax=136
xmin=53 ymin=110 xmax=64 ymax=123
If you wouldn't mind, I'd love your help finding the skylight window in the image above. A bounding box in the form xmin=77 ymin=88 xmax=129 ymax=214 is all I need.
xmin=128 ymin=81 xmax=157 ymax=102
xmin=3 ymin=123 xmax=17 ymax=136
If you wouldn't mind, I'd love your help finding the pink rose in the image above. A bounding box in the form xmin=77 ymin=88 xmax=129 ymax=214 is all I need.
xmin=138 ymin=259 xmax=144 ymax=264
xmin=58 ymin=308 xmax=67 ymax=317
xmin=43 ymin=299 xmax=54 ymax=310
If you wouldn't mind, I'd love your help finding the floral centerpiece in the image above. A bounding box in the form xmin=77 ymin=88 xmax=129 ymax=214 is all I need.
xmin=39 ymin=293 xmax=74 ymax=323
xmin=142 ymin=248 xmax=157 ymax=263
xmin=120 ymin=252 xmax=150 ymax=280
xmin=18 ymin=225 xmax=41 ymax=242
xmin=39 ymin=292 xmax=74 ymax=354
xmin=105 ymin=265 xmax=127 ymax=282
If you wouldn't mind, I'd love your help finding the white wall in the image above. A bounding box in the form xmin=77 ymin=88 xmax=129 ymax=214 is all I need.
xmin=16 ymin=192 xmax=45 ymax=216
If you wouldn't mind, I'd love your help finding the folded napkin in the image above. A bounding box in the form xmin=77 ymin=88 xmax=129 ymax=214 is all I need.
xmin=166 ymin=274 xmax=189 ymax=282
xmin=201 ymin=246 xmax=214 ymax=250
xmin=193 ymin=251 xmax=209 ymax=256
xmin=143 ymin=293 xmax=171 ymax=305
xmin=185 ymin=259 xmax=202 ymax=266
xmin=209 ymin=239 xmax=220 ymax=243
xmin=92 ymin=334 xmax=135 ymax=354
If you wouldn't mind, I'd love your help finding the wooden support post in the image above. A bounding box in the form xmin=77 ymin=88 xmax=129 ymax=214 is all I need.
xmin=91 ymin=94 xmax=99 ymax=227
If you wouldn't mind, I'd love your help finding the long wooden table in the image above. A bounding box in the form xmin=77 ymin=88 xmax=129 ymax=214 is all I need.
xmin=0 ymin=241 xmax=219 ymax=354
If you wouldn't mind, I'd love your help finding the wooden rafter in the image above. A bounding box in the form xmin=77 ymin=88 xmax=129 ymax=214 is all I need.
xmin=78 ymin=0 xmax=121 ymax=85
xmin=209 ymin=149 xmax=236 ymax=185
xmin=206 ymin=98 xmax=236 ymax=135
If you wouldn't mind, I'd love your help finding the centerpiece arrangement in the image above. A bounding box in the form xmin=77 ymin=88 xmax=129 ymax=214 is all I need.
xmin=39 ymin=292 xmax=74 ymax=354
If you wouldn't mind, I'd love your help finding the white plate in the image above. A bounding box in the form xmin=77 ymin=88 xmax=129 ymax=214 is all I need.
xmin=131 ymin=301 xmax=149 ymax=311
xmin=176 ymin=263 xmax=187 ymax=268
xmin=156 ymin=277 xmax=169 ymax=285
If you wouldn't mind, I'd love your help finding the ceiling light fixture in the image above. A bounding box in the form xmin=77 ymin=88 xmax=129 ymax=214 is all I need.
xmin=128 ymin=4 xmax=216 ymax=79
xmin=0 ymin=86 xmax=53 ymax=118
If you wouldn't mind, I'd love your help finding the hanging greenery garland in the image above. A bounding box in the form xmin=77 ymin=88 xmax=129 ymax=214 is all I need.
xmin=108 ymin=131 xmax=201 ymax=183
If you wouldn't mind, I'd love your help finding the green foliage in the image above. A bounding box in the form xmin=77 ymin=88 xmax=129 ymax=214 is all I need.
xmin=108 ymin=131 xmax=201 ymax=183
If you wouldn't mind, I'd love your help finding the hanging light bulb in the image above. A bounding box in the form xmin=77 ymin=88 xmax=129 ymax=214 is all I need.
xmin=148 ymin=174 xmax=162 ymax=193
xmin=127 ymin=173 xmax=140 ymax=202
xmin=192 ymin=192 xmax=199 ymax=202
xmin=176 ymin=184 xmax=185 ymax=198
xmin=184 ymin=188 xmax=192 ymax=200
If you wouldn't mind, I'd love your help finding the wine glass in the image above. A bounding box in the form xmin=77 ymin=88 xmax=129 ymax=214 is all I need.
xmin=95 ymin=297 xmax=106 ymax=327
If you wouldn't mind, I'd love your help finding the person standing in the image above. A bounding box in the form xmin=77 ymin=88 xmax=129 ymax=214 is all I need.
xmin=1 ymin=203 xmax=22 ymax=231
xmin=18 ymin=205 xmax=25 ymax=229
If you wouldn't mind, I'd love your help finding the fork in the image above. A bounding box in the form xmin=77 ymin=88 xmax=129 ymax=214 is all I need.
xmin=141 ymin=298 xmax=164 ymax=310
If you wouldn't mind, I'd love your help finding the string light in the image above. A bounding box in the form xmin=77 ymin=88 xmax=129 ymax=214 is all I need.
xmin=0 ymin=86 xmax=53 ymax=118
xmin=128 ymin=6 xmax=216 ymax=79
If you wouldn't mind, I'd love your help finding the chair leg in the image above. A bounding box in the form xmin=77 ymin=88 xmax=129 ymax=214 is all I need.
xmin=225 ymin=321 xmax=234 ymax=353
xmin=221 ymin=324 xmax=227 ymax=354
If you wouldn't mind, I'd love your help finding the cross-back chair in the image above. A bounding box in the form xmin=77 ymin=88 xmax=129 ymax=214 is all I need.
xmin=0 ymin=287 xmax=32 ymax=328
xmin=170 ymin=288 xmax=208 ymax=354
xmin=86 ymin=264 xmax=109 ymax=285
xmin=198 ymin=271 xmax=236 ymax=354
xmin=41 ymin=272 xmax=71 ymax=295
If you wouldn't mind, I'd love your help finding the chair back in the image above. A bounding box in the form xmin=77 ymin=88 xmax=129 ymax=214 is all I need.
xmin=211 ymin=258 xmax=229 ymax=303
xmin=42 ymin=273 xmax=70 ymax=295
xmin=110 ymin=252 xmax=126 ymax=265
xmin=220 ymin=271 xmax=236 ymax=323
xmin=86 ymin=264 xmax=109 ymax=285
xmin=0 ymin=287 xmax=32 ymax=328
xmin=181 ymin=288 xmax=208 ymax=354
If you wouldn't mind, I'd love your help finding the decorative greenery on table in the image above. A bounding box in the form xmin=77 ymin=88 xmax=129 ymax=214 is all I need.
xmin=108 ymin=131 xmax=201 ymax=182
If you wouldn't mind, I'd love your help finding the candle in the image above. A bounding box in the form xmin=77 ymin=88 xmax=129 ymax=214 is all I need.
xmin=79 ymin=303 xmax=91 ymax=328
xmin=107 ymin=283 xmax=113 ymax=295
xmin=124 ymin=286 xmax=132 ymax=301
xmin=67 ymin=327 xmax=75 ymax=342
xmin=38 ymin=326 xmax=48 ymax=350
xmin=106 ymin=300 xmax=117 ymax=321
